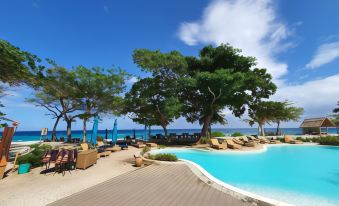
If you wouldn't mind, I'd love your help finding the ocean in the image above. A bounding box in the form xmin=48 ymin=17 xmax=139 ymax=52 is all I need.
xmin=2 ymin=128 xmax=338 ymax=142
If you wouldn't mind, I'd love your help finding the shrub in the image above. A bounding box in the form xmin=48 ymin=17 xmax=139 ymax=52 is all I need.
xmin=320 ymin=136 xmax=339 ymax=145
xmin=157 ymin=145 xmax=166 ymax=149
xmin=231 ymin=132 xmax=243 ymax=137
xmin=211 ymin=131 xmax=225 ymax=137
xmin=17 ymin=144 xmax=52 ymax=168
xmin=295 ymin=137 xmax=305 ymax=142
xmin=148 ymin=153 xmax=178 ymax=161
xmin=141 ymin=146 xmax=151 ymax=155
xmin=200 ymin=137 xmax=211 ymax=144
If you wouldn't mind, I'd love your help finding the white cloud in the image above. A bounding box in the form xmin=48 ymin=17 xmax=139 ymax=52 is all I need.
xmin=272 ymin=74 xmax=339 ymax=118
xmin=128 ymin=76 xmax=138 ymax=84
xmin=178 ymin=0 xmax=293 ymax=81
xmin=305 ymin=41 xmax=339 ymax=69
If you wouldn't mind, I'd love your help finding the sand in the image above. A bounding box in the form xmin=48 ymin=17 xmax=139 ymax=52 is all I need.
xmin=0 ymin=147 xmax=141 ymax=206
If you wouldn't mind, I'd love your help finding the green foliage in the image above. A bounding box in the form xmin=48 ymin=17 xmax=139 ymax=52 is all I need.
xmin=0 ymin=39 xmax=44 ymax=86
xmin=17 ymin=144 xmax=52 ymax=168
xmin=125 ymin=49 xmax=185 ymax=135
xmin=320 ymin=136 xmax=339 ymax=145
xmin=148 ymin=153 xmax=178 ymax=161
xmin=141 ymin=146 xmax=151 ymax=155
xmin=211 ymin=131 xmax=225 ymax=137
xmin=231 ymin=132 xmax=243 ymax=137
xmin=177 ymin=44 xmax=277 ymax=137
xmin=247 ymin=101 xmax=303 ymax=136
xmin=200 ymin=137 xmax=211 ymax=144
xmin=157 ymin=145 xmax=166 ymax=149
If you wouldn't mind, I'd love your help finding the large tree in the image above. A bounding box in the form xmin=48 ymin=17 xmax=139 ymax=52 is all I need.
xmin=73 ymin=66 xmax=128 ymax=141
xmin=179 ymin=44 xmax=276 ymax=137
xmin=247 ymin=101 xmax=281 ymax=136
xmin=26 ymin=92 xmax=63 ymax=141
xmin=271 ymin=101 xmax=304 ymax=135
xmin=124 ymin=49 xmax=186 ymax=136
xmin=124 ymin=77 xmax=181 ymax=136
xmin=41 ymin=66 xmax=82 ymax=142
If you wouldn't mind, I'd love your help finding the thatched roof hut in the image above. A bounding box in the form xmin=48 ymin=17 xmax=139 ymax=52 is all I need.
xmin=300 ymin=117 xmax=336 ymax=134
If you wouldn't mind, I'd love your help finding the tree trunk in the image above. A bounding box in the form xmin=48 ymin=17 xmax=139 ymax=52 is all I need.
xmin=258 ymin=122 xmax=265 ymax=136
xmin=66 ymin=120 xmax=72 ymax=142
xmin=51 ymin=115 xmax=62 ymax=141
xmin=201 ymin=114 xmax=213 ymax=138
xmin=276 ymin=121 xmax=280 ymax=136
xmin=161 ymin=124 xmax=168 ymax=137
xmin=83 ymin=118 xmax=87 ymax=142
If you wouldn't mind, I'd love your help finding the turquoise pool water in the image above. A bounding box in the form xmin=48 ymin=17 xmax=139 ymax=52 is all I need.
xmin=152 ymin=146 xmax=339 ymax=206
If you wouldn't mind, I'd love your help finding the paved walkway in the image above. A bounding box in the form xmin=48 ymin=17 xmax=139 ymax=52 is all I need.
xmin=49 ymin=164 xmax=253 ymax=206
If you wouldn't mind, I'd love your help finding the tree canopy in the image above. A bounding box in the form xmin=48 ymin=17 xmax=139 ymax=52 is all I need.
xmin=247 ymin=101 xmax=303 ymax=136
xmin=124 ymin=77 xmax=181 ymax=136
xmin=0 ymin=39 xmax=44 ymax=86
xmin=179 ymin=44 xmax=276 ymax=137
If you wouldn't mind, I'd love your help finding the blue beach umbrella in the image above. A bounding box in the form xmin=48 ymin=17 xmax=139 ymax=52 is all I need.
xmin=143 ymin=125 xmax=148 ymax=141
xmin=112 ymin=119 xmax=118 ymax=144
xmin=91 ymin=115 xmax=99 ymax=146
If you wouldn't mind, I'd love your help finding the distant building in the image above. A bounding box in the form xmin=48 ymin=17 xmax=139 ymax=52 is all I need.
xmin=299 ymin=117 xmax=336 ymax=135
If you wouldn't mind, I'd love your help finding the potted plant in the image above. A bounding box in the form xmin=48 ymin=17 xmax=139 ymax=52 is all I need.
xmin=16 ymin=153 xmax=33 ymax=174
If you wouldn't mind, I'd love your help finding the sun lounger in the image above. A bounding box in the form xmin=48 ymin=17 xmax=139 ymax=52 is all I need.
xmin=131 ymin=140 xmax=146 ymax=148
xmin=210 ymin=139 xmax=227 ymax=150
xmin=146 ymin=143 xmax=158 ymax=147
xmin=235 ymin=137 xmax=256 ymax=147
xmin=284 ymin=135 xmax=303 ymax=144
xmin=226 ymin=139 xmax=242 ymax=149
xmin=232 ymin=138 xmax=244 ymax=146
xmin=246 ymin=136 xmax=260 ymax=144
xmin=256 ymin=136 xmax=270 ymax=144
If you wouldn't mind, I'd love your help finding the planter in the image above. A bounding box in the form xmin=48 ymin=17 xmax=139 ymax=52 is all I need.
xmin=18 ymin=163 xmax=31 ymax=174
xmin=135 ymin=157 xmax=143 ymax=167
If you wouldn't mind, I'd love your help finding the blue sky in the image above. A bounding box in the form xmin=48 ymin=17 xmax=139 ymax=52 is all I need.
xmin=1 ymin=0 xmax=339 ymax=131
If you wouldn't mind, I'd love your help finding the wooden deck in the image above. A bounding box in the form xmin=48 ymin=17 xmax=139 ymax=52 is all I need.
xmin=48 ymin=164 xmax=253 ymax=206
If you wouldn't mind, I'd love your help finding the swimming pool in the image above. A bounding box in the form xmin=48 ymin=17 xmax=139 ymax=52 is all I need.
xmin=151 ymin=145 xmax=339 ymax=206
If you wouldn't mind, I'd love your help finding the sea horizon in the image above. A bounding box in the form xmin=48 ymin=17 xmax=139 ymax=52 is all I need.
xmin=5 ymin=127 xmax=338 ymax=142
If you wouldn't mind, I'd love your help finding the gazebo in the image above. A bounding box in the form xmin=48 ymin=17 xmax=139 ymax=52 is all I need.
xmin=299 ymin=117 xmax=336 ymax=135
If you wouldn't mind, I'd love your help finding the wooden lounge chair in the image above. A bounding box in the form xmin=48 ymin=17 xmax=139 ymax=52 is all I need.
xmin=131 ymin=140 xmax=146 ymax=148
xmin=226 ymin=139 xmax=242 ymax=149
xmin=257 ymin=136 xmax=270 ymax=144
xmin=246 ymin=136 xmax=260 ymax=144
xmin=236 ymin=137 xmax=256 ymax=147
xmin=105 ymin=145 xmax=122 ymax=152
xmin=210 ymin=139 xmax=227 ymax=150
xmin=232 ymin=138 xmax=244 ymax=146
xmin=146 ymin=143 xmax=157 ymax=147
xmin=284 ymin=135 xmax=303 ymax=144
